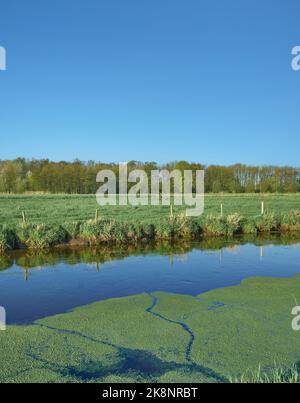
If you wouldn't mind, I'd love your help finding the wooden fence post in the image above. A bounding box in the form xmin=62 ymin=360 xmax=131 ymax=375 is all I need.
xmin=170 ymin=204 xmax=173 ymax=219
xmin=22 ymin=211 xmax=27 ymax=224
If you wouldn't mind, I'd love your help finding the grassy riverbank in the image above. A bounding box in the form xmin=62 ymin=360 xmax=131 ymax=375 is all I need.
xmin=0 ymin=194 xmax=299 ymax=251
xmin=1 ymin=210 xmax=300 ymax=251
xmin=0 ymin=275 xmax=299 ymax=383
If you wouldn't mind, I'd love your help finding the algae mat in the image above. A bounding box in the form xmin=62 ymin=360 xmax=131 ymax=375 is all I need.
xmin=1 ymin=276 xmax=300 ymax=383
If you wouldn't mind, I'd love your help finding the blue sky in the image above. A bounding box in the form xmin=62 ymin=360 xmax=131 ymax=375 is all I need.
xmin=0 ymin=0 xmax=299 ymax=165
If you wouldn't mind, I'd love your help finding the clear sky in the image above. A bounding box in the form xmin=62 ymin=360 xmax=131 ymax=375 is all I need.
xmin=0 ymin=0 xmax=299 ymax=165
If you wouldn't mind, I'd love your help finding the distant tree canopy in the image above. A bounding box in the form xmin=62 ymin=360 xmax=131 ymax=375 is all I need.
xmin=0 ymin=158 xmax=299 ymax=194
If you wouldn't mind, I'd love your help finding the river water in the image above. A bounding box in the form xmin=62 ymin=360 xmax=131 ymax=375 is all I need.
xmin=1 ymin=235 xmax=300 ymax=324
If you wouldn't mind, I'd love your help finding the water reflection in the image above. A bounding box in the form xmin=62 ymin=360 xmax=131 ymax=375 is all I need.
xmin=1 ymin=233 xmax=300 ymax=275
xmin=1 ymin=234 xmax=300 ymax=324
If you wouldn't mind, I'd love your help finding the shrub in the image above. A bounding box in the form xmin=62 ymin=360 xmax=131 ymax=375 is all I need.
xmin=80 ymin=220 xmax=128 ymax=244
xmin=176 ymin=217 xmax=202 ymax=238
xmin=0 ymin=226 xmax=18 ymax=251
xmin=240 ymin=217 xmax=257 ymax=235
xmin=110 ymin=221 xmax=128 ymax=243
xmin=280 ymin=210 xmax=300 ymax=232
xmin=170 ymin=215 xmax=188 ymax=238
xmin=125 ymin=223 xmax=140 ymax=241
xmin=155 ymin=219 xmax=175 ymax=239
xmin=16 ymin=224 xmax=67 ymax=249
xmin=226 ymin=214 xmax=243 ymax=236
xmin=63 ymin=221 xmax=82 ymax=239
xmin=255 ymin=212 xmax=280 ymax=232
xmin=125 ymin=223 xmax=155 ymax=242
xmin=16 ymin=223 xmax=32 ymax=245
xmin=200 ymin=215 xmax=228 ymax=236
xmin=80 ymin=220 xmax=112 ymax=242
xmin=141 ymin=223 xmax=156 ymax=240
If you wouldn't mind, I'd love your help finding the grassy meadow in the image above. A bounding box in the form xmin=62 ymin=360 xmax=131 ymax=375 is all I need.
xmin=0 ymin=193 xmax=300 ymax=226
xmin=0 ymin=275 xmax=299 ymax=383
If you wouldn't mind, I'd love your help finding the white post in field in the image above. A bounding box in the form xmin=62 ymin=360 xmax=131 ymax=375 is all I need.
xmin=261 ymin=201 xmax=264 ymax=215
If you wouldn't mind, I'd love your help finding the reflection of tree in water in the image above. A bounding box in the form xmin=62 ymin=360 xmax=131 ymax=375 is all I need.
xmin=0 ymin=255 xmax=13 ymax=271
xmin=1 ymin=234 xmax=299 ymax=273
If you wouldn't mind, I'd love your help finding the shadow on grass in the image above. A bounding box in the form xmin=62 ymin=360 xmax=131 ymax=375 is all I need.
xmin=28 ymin=322 xmax=229 ymax=383
xmin=27 ymin=345 xmax=228 ymax=383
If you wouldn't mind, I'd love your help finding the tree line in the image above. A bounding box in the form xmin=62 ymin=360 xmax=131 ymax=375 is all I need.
xmin=0 ymin=158 xmax=299 ymax=194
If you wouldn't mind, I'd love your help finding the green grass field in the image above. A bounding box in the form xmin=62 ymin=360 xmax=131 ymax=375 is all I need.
xmin=1 ymin=275 xmax=299 ymax=383
xmin=0 ymin=194 xmax=300 ymax=226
